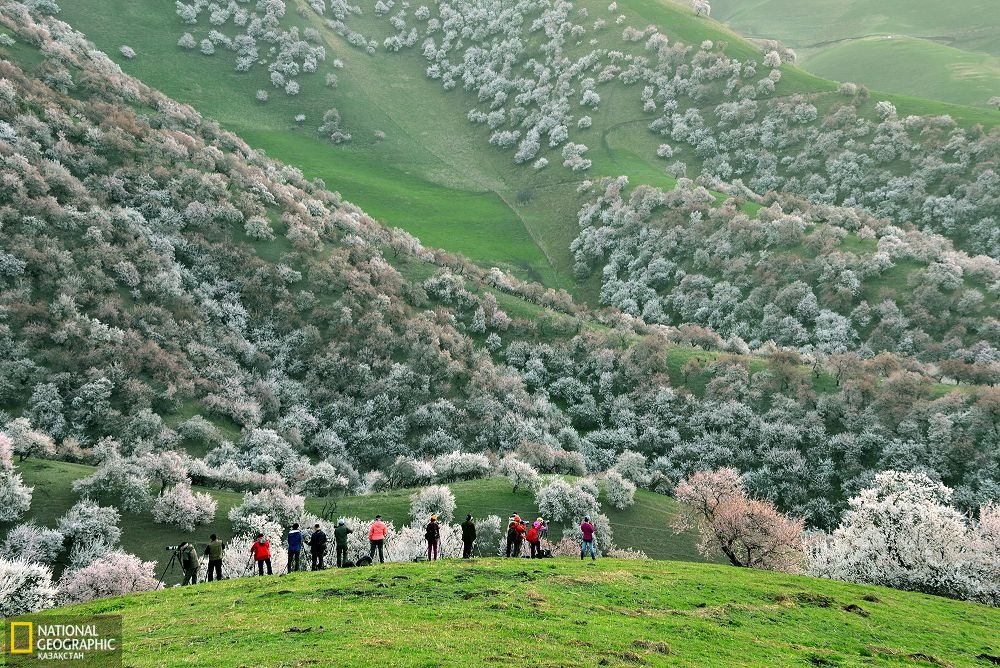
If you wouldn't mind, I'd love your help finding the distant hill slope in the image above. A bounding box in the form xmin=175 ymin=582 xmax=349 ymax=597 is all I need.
xmin=1 ymin=2 xmax=997 ymax=553
xmin=48 ymin=0 xmax=1000 ymax=306
xmin=710 ymin=0 xmax=1000 ymax=108
xmin=5 ymin=559 xmax=998 ymax=667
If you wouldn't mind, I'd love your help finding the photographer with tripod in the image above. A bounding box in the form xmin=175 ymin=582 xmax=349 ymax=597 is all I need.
xmin=179 ymin=541 xmax=200 ymax=585
xmin=334 ymin=519 xmax=353 ymax=568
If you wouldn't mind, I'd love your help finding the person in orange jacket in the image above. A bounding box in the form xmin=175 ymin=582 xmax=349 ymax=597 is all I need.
xmin=250 ymin=533 xmax=272 ymax=575
xmin=505 ymin=515 xmax=527 ymax=557
xmin=369 ymin=514 xmax=388 ymax=563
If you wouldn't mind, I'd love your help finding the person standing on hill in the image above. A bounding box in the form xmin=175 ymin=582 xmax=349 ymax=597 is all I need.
xmin=369 ymin=514 xmax=388 ymax=563
xmin=287 ymin=523 xmax=303 ymax=572
xmin=309 ymin=524 xmax=328 ymax=570
xmin=461 ymin=514 xmax=476 ymax=558
xmin=506 ymin=515 xmax=526 ymax=557
xmin=251 ymin=533 xmax=272 ymax=575
xmin=179 ymin=541 xmax=200 ymax=585
xmin=334 ymin=519 xmax=353 ymax=568
xmin=580 ymin=516 xmax=597 ymax=561
xmin=425 ymin=514 xmax=441 ymax=561
xmin=526 ymin=518 xmax=543 ymax=558
xmin=204 ymin=534 xmax=225 ymax=581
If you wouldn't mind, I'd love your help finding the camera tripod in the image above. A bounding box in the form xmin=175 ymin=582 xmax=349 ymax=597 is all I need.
xmin=158 ymin=549 xmax=179 ymax=584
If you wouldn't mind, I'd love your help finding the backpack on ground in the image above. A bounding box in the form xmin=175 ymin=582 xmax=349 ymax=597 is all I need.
xmin=356 ymin=555 xmax=373 ymax=567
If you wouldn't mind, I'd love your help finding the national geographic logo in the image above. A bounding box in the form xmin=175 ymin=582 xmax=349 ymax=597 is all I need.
xmin=5 ymin=616 xmax=122 ymax=667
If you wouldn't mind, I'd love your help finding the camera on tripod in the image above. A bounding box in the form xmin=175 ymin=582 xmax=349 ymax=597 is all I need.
xmin=164 ymin=545 xmax=182 ymax=552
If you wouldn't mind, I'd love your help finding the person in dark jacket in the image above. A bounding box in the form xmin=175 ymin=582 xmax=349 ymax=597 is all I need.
xmin=333 ymin=519 xmax=353 ymax=567
xmin=425 ymin=515 xmax=441 ymax=561
xmin=203 ymin=534 xmax=224 ymax=581
xmin=179 ymin=541 xmax=199 ymax=585
xmin=461 ymin=514 xmax=476 ymax=558
xmin=287 ymin=523 xmax=303 ymax=572
xmin=309 ymin=524 xmax=328 ymax=570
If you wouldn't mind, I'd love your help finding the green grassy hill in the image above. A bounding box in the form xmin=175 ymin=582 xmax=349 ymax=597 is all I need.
xmin=51 ymin=0 xmax=1000 ymax=307
xmin=16 ymin=459 xmax=705 ymax=584
xmin=5 ymin=558 xmax=998 ymax=667
xmin=710 ymin=0 xmax=1000 ymax=108
xmin=801 ymin=36 xmax=1000 ymax=109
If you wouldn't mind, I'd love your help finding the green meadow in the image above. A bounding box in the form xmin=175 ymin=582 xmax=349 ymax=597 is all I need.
xmin=5 ymin=558 xmax=998 ymax=667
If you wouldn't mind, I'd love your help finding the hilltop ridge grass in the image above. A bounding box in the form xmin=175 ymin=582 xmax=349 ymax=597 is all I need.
xmin=5 ymin=558 xmax=998 ymax=667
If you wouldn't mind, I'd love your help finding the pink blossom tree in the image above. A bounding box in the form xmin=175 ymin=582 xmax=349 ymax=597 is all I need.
xmin=58 ymin=551 xmax=160 ymax=604
xmin=152 ymin=483 xmax=218 ymax=532
xmin=673 ymin=468 xmax=804 ymax=572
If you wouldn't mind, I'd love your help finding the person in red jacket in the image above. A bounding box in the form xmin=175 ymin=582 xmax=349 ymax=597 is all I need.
xmin=526 ymin=517 xmax=544 ymax=558
xmin=369 ymin=515 xmax=388 ymax=563
xmin=251 ymin=533 xmax=273 ymax=575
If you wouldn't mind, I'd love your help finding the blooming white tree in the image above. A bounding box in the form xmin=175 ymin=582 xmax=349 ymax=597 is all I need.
xmin=602 ymin=470 xmax=636 ymax=509
xmin=59 ymin=551 xmax=160 ymax=604
xmin=535 ymin=479 xmax=598 ymax=524
xmin=612 ymin=450 xmax=649 ymax=486
xmin=152 ymin=483 xmax=218 ymax=532
xmin=0 ymin=558 xmax=57 ymax=616
xmin=387 ymin=456 xmax=436 ymax=487
xmin=72 ymin=442 xmax=152 ymax=513
xmin=409 ymin=484 xmax=456 ymax=524
xmin=229 ymin=488 xmax=305 ymax=534
xmin=1 ymin=523 xmax=65 ymax=565
xmin=57 ymin=500 xmax=122 ymax=553
xmin=497 ymin=455 xmax=541 ymax=493
xmin=433 ymin=451 xmax=490 ymax=482
xmin=807 ymin=471 xmax=994 ymax=601
xmin=5 ymin=418 xmax=55 ymax=461
xmin=0 ymin=434 xmax=33 ymax=523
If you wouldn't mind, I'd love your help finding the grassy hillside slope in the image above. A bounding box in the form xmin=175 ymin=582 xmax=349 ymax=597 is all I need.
xmin=52 ymin=0 xmax=1000 ymax=306
xmin=710 ymin=0 xmax=1000 ymax=107
xmin=16 ymin=459 xmax=705 ymax=583
xmin=801 ymin=36 xmax=1000 ymax=109
xmin=5 ymin=559 xmax=998 ymax=667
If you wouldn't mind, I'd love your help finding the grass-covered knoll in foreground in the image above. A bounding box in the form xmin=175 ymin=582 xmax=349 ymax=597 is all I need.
xmin=16 ymin=460 xmax=706 ymax=582
xmin=6 ymin=559 xmax=999 ymax=667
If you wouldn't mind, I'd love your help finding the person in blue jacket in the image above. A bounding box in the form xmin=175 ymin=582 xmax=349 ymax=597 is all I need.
xmin=287 ymin=523 xmax=303 ymax=572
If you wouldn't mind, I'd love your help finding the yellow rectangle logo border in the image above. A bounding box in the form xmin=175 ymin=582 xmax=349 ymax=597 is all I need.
xmin=10 ymin=621 xmax=33 ymax=654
